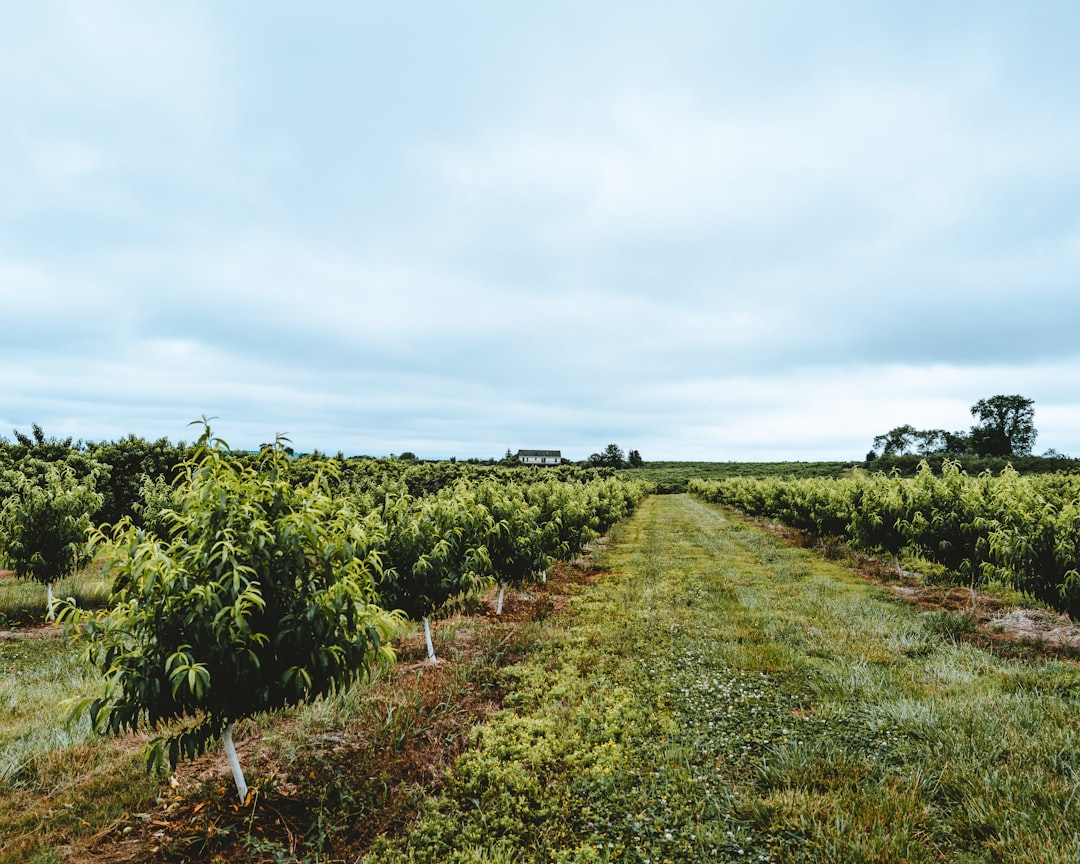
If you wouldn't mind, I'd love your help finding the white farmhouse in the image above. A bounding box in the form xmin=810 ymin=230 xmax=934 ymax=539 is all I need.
xmin=516 ymin=449 xmax=562 ymax=466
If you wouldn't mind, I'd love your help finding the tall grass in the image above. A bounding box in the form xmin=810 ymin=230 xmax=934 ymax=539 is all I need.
xmin=0 ymin=633 xmax=163 ymax=864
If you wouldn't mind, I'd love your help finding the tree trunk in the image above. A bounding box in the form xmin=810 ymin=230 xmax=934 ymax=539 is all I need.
xmin=222 ymin=722 xmax=248 ymax=803
xmin=496 ymin=584 xmax=506 ymax=615
xmin=46 ymin=582 xmax=55 ymax=621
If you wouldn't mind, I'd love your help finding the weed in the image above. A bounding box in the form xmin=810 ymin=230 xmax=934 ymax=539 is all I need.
xmin=920 ymin=609 xmax=977 ymax=641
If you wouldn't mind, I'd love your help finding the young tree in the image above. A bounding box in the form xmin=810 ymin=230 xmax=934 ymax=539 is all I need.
xmin=11 ymin=424 xmax=77 ymax=462
xmin=523 ymin=480 xmax=589 ymax=562
xmin=0 ymin=459 xmax=103 ymax=620
xmin=375 ymin=488 xmax=493 ymax=661
xmin=72 ymin=424 xmax=402 ymax=802
xmin=970 ymin=395 xmax=1037 ymax=457
xmin=473 ymin=480 xmax=547 ymax=614
xmin=87 ymin=434 xmax=189 ymax=526
xmin=133 ymin=473 xmax=184 ymax=540
xmin=3 ymin=426 xmax=104 ymax=516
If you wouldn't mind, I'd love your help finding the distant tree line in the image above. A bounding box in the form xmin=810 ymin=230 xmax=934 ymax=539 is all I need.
xmin=586 ymin=443 xmax=643 ymax=469
xmin=0 ymin=426 xmax=650 ymax=529
xmin=868 ymin=395 xmax=1045 ymax=462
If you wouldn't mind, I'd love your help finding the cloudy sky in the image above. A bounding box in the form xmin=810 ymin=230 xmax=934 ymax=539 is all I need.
xmin=3 ymin=2 xmax=1079 ymax=461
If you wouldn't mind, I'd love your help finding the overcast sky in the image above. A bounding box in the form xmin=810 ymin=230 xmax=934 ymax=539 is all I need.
xmin=3 ymin=2 xmax=1080 ymax=461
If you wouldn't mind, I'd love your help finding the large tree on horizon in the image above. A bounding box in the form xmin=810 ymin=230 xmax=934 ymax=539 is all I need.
xmin=588 ymin=443 xmax=626 ymax=469
xmin=969 ymin=394 xmax=1037 ymax=457
xmin=868 ymin=395 xmax=1039 ymax=460
xmin=872 ymin=425 xmax=918 ymax=457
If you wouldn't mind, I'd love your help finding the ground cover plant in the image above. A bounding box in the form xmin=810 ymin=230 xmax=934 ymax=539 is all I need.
xmin=0 ymin=630 xmax=164 ymax=864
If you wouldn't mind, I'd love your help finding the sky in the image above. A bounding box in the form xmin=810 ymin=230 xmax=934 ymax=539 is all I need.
xmin=3 ymin=2 xmax=1080 ymax=461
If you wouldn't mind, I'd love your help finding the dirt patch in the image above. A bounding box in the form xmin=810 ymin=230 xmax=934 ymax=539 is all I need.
xmin=0 ymin=623 xmax=64 ymax=640
xmin=982 ymin=607 xmax=1080 ymax=650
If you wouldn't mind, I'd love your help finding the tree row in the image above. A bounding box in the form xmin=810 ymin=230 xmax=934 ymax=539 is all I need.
xmin=690 ymin=463 xmax=1080 ymax=617
xmin=2 ymin=423 xmax=649 ymax=801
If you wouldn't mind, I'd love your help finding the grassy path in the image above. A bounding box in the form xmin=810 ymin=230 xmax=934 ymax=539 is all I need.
xmin=368 ymin=494 xmax=1080 ymax=863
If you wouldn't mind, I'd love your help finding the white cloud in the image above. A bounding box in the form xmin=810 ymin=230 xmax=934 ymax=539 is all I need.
xmin=3 ymin=4 xmax=1080 ymax=460
xmin=2 ymin=1 xmax=225 ymax=126
xmin=429 ymin=56 xmax=1080 ymax=337
xmin=437 ymin=80 xmax=986 ymax=244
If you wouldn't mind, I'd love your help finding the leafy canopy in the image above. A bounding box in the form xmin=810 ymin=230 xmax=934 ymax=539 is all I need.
xmin=376 ymin=487 xmax=493 ymax=621
xmin=0 ymin=458 xmax=103 ymax=587
xmin=588 ymin=443 xmax=626 ymax=469
xmin=970 ymin=394 xmax=1037 ymax=457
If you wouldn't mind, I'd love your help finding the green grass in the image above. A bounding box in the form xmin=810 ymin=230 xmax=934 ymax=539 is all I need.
xmin=0 ymin=633 xmax=162 ymax=864
xmin=366 ymin=495 xmax=1080 ymax=863
xmin=624 ymin=461 xmax=856 ymax=493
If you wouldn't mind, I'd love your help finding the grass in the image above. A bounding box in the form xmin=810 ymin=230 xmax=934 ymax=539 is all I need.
xmin=0 ymin=633 xmax=161 ymax=864
xmin=624 ymin=461 xmax=855 ymax=493
xmin=3 ymin=495 xmax=1080 ymax=862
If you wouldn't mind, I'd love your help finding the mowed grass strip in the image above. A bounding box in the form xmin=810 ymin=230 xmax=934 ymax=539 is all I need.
xmin=366 ymin=494 xmax=1080 ymax=864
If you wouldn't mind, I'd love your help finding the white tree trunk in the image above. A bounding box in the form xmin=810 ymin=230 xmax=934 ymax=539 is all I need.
xmin=46 ymin=582 xmax=55 ymax=621
xmin=222 ymin=722 xmax=248 ymax=803
xmin=423 ymin=616 xmax=437 ymax=663
xmin=496 ymin=584 xmax=506 ymax=615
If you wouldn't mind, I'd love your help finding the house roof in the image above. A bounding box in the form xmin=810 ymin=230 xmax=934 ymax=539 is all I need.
xmin=517 ymin=449 xmax=561 ymax=458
